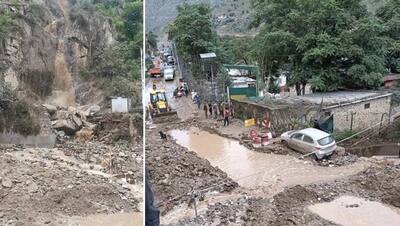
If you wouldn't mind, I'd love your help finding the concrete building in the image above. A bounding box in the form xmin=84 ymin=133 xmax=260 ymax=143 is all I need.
xmin=286 ymin=91 xmax=393 ymax=132
xmin=230 ymin=91 xmax=393 ymax=134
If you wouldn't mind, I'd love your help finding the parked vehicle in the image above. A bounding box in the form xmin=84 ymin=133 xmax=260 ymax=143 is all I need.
xmin=164 ymin=68 xmax=174 ymax=81
xmin=167 ymin=56 xmax=174 ymax=65
xmin=281 ymin=128 xmax=337 ymax=159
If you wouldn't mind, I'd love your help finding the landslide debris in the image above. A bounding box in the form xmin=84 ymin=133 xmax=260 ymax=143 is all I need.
xmin=145 ymin=127 xmax=238 ymax=214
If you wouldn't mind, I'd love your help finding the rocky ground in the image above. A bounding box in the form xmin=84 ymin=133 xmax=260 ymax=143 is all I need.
xmin=165 ymin=162 xmax=400 ymax=225
xmin=145 ymin=124 xmax=238 ymax=214
xmin=0 ymin=104 xmax=143 ymax=226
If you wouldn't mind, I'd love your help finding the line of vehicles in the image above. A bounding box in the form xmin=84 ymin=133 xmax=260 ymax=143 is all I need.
xmin=147 ymin=48 xmax=179 ymax=119
xmin=147 ymin=48 xmax=175 ymax=81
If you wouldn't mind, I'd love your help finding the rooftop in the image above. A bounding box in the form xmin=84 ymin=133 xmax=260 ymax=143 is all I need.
xmin=285 ymin=91 xmax=392 ymax=106
xmin=384 ymin=74 xmax=400 ymax=82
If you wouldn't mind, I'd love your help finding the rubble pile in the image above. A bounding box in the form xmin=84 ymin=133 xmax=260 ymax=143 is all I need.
xmin=58 ymin=141 xmax=143 ymax=181
xmin=163 ymin=164 xmax=400 ymax=225
xmin=91 ymin=113 xmax=134 ymax=144
xmin=0 ymin=104 xmax=143 ymax=225
xmin=145 ymin=128 xmax=238 ymax=214
xmin=44 ymin=104 xmax=141 ymax=145
xmin=167 ymin=197 xmax=250 ymax=226
xmin=44 ymin=104 xmax=99 ymax=137
xmin=0 ymin=147 xmax=140 ymax=225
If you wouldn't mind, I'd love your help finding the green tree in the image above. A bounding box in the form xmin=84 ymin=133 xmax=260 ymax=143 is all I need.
xmin=251 ymin=29 xmax=296 ymax=91
xmin=251 ymin=0 xmax=388 ymax=92
xmin=168 ymin=4 xmax=217 ymax=64
xmin=376 ymin=0 xmax=400 ymax=73
xmin=146 ymin=31 xmax=158 ymax=50
xmin=0 ymin=12 xmax=15 ymax=54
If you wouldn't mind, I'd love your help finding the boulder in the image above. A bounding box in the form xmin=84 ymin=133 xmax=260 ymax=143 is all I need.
xmin=1 ymin=178 xmax=13 ymax=188
xmin=72 ymin=114 xmax=83 ymax=128
xmin=52 ymin=119 xmax=79 ymax=135
xmin=336 ymin=146 xmax=346 ymax=156
xmin=43 ymin=104 xmax=57 ymax=115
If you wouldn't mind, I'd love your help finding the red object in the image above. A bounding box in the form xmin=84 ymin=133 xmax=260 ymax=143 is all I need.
xmin=253 ymin=137 xmax=262 ymax=144
xmin=224 ymin=109 xmax=230 ymax=118
xmin=249 ymin=130 xmax=258 ymax=139
xmin=148 ymin=68 xmax=161 ymax=75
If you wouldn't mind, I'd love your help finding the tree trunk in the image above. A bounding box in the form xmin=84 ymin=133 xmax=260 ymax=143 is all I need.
xmin=295 ymin=83 xmax=301 ymax=96
xmin=302 ymin=83 xmax=305 ymax=95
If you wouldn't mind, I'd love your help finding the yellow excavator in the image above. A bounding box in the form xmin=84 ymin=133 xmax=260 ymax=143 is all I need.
xmin=148 ymin=89 xmax=177 ymax=118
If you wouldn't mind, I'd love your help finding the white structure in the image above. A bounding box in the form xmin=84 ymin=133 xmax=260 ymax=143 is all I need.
xmin=111 ymin=97 xmax=130 ymax=113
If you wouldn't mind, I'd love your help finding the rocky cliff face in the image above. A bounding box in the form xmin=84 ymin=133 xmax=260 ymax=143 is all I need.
xmin=1 ymin=0 xmax=115 ymax=107
xmin=145 ymin=0 xmax=255 ymax=41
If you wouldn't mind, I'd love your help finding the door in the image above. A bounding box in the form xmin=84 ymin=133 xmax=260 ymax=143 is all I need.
xmin=299 ymin=135 xmax=316 ymax=154
xmin=289 ymin=133 xmax=304 ymax=152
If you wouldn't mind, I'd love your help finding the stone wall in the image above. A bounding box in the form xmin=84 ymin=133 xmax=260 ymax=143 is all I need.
xmin=322 ymin=95 xmax=392 ymax=132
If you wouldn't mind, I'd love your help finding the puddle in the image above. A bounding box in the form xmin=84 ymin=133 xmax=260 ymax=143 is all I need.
xmin=169 ymin=128 xmax=368 ymax=190
xmin=309 ymin=196 xmax=400 ymax=226
xmin=68 ymin=212 xmax=143 ymax=226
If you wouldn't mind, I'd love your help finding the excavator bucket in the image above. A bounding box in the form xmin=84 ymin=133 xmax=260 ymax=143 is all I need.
xmin=152 ymin=110 xmax=178 ymax=123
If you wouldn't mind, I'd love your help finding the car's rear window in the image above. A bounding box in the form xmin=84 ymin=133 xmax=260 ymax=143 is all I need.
xmin=318 ymin=136 xmax=334 ymax=146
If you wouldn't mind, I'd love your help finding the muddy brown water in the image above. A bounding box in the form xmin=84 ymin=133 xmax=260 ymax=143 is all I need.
xmin=308 ymin=196 xmax=400 ymax=226
xmin=169 ymin=128 xmax=368 ymax=190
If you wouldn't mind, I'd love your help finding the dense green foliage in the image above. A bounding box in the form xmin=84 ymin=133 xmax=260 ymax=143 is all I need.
xmin=169 ymin=1 xmax=397 ymax=93
xmin=168 ymin=4 xmax=217 ymax=63
xmin=70 ymin=0 xmax=142 ymax=98
xmin=376 ymin=0 xmax=400 ymax=73
xmin=0 ymin=11 xmax=15 ymax=52
xmin=93 ymin=0 xmax=142 ymax=79
xmin=250 ymin=0 xmax=389 ymax=92
xmin=146 ymin=31 xmax=157 ymax=50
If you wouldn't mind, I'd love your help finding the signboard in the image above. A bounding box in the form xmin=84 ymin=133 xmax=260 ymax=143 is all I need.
xmin=245 ymin=118 xmax=256 ymax=127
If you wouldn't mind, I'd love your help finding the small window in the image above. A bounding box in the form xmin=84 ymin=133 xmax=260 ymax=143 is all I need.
xmin=303 ymin=135 xmax=314 ymax=143
xmin=364 ymin=103 xmax=370 ymax=109
xmin=291 ymin=133 xmax=303 ymax=140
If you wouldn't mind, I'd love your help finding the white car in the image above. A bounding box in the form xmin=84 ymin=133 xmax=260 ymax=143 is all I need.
xmin=281 ymin=128 xmax=337 ymax=159
xmin=164 ymin=68 xmax=174 ymax=81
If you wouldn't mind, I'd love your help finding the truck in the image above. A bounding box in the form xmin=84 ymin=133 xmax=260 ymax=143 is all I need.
xmin=164 ymin=68 xmax=174 ymax=81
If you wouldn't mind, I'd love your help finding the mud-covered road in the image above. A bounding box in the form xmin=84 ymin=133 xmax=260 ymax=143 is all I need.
xmin=145 ymin=74 xmax=400 ymax=225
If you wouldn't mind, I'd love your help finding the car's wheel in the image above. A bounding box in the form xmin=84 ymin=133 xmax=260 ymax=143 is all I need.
xmin=325 ymin=153 xmax=333 ymax=160
xmin=282 ymin=140 xmax=288 ymax=147
xmin=312 ymin=153 xmax=319 ymax=161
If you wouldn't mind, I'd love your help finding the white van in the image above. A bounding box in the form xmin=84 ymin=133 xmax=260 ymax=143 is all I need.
xmin=164 ymin=68 xmax=174 ymax=81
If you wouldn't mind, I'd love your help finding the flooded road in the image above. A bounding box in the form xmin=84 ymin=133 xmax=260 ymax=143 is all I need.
xmin=169 ymin=128 xmax=368 ymax=191
xmin=309 ymin=196 xmax=400 ymax=226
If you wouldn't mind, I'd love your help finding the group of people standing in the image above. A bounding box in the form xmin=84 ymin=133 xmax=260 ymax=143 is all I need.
xmin=203 ymin=102 xmax=232 ymax=126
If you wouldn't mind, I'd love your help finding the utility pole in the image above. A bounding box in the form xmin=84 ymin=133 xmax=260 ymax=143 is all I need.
xmin=172 ymin=42 xmax=182 ymax=79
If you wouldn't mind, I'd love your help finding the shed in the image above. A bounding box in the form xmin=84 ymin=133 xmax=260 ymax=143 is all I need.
xmin=384 ymin=74 xmax=400 ymax=89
